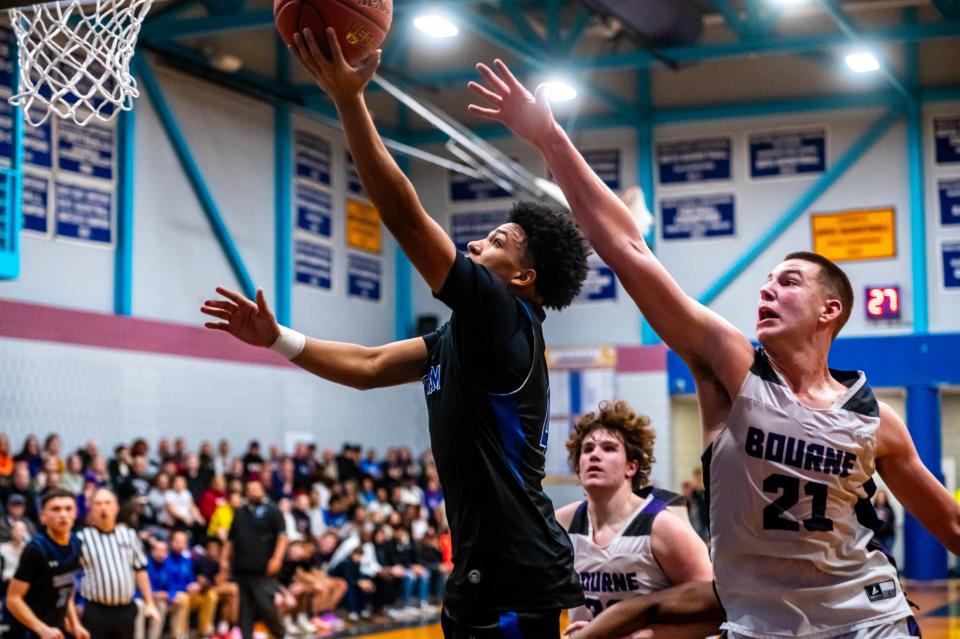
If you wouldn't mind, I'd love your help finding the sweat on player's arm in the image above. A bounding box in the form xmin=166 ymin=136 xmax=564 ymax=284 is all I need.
xmin=875 ymin=401 xmax=960 ymax=553
xmin=289 ymin=27 xmax=456 ymax=294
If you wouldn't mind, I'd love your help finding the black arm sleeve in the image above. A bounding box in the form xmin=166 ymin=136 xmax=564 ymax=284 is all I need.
xmin=434 ymin=253 xmax=533 ymax=392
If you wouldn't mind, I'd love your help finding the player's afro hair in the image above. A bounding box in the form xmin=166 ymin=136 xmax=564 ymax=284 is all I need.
xmin=509 ymin=201 xmax=589 ymax=310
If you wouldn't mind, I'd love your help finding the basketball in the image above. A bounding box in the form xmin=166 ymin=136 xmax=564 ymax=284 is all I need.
xmin=274 ymin=0 xmax=392 ymax=65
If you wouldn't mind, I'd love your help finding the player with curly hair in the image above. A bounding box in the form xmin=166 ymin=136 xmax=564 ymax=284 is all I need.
xmin=556 ymin=401 xmax=716 ymax=639
xmin=204 ymin=27 xmax=591 ymax=639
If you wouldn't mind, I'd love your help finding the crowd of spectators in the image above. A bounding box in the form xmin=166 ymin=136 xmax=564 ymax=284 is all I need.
xmin=0 ymin=432 xmax=453 ymax=638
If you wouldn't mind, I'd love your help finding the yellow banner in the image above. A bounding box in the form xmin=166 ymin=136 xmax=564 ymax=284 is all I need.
xmin=811 ymin=208 xmax=896 ymax=262
xmin=346 ymin=199 xmax=381 ymax=254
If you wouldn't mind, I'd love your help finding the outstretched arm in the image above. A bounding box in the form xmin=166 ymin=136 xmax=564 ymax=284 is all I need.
xmin=468 ymin=60 xmax=753 ymax=394
xmin=290 ymin=28 xmax=456 ymax=293
xmin=876 ymin=401 xmax=960 ymax=554
xmin=202 ymin=286 xmax=427 ymax=390
xmin=568 ymin=580 xmax=723 ymax=639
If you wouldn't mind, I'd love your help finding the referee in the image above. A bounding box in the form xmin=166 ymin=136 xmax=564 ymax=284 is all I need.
xmin=78 ymin=488 xmax=159 ymax=639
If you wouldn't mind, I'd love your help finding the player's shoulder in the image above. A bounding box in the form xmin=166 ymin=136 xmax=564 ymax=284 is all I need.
xmin=555 ymin=500 xmax=586 ymax=532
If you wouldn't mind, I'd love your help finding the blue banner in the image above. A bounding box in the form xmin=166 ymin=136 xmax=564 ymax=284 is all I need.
xmin=0 ymin=27 xmax=13 ymax=90
xmin=935 ymin=117 xmax=960 ymax=165
xmin=749 ymin=128 xmax=826 ymax=178
xmin=295 ymin=182 xmax=332 ymax=238
xmin=943 ymin=240 xmax=960 ymax=289
xmin=58 ymin=119 xmax=114 ymax=180
xmin=449 ymin=171 xmax=511 ymax=201
xmin=22 ymin=173 xmax=49 ymax=234
xmin=657 ymin=137 xmax=731 ymax=184
xmin=347 ymin=252 xmax=381 ymax=301
xmin=661 ymin=194 xmax=736 ymax=240
xmin=940 ymin=177 xmax=960 ymax=227
xmin=345 ymin=152 xmax=366 ymax=197
xmin=294 ymin=239 xmax=332 ymax=290
xmin=584 ymin=149 xmax=621 ymax=190
xmin=0 ymin=98 xmax=53 ymax=169
xmin=449 ymin=210 xmax=508 ymax=251
xmin=574 ymin=253 xmax=616 ymax=303
xmin=55 ymin=181 xmax=112 ymax=243
xmin=294 ymin=130 xmax=331 ymax=185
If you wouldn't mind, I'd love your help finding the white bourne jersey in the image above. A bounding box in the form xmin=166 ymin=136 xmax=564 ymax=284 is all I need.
xmin=706 ymin=349 xmax=912 ymax=639
xmin=566 ymin=492 xmax=673 ymax=623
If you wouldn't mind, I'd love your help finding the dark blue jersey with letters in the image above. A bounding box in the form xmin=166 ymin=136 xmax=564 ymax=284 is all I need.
xmin=421 ymin=252 xmax=583 ymax=613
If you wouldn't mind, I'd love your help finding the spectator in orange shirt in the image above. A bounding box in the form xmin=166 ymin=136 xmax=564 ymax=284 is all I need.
xmin=0 ymin=434 xmax=13 ymax=479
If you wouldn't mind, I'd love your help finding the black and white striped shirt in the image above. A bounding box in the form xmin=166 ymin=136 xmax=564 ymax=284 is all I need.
xmin=78 ymin=524 xmax=147 ymax=605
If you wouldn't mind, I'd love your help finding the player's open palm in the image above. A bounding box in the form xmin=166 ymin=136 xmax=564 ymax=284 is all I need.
xmin=202 ymin=287 xmax=280 ymax=348
xmin=468 ymin=59 xmax=555 ymax=145
xmin=290 ymin=26 xmax=380 ymax=102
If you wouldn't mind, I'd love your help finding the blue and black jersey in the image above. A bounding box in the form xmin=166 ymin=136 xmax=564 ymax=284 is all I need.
xmin=421 ymin=252 xmax=583 ymax=614
xmin=10 ymin=531 xmax=82 ymax=632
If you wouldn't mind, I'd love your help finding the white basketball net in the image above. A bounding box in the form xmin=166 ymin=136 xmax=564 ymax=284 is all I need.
xmin=7 ymin=0 xmax=153 ymax=127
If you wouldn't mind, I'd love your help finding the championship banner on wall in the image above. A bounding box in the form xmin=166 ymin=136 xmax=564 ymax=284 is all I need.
xmin=294 ymin=129 xmax=331 ymax=186
xmin=811 ymin=208 xmax=896 ymax=262
xmin=449 ymin=169 xmax=511 ymax=202
xmin=55 ymin=180 xmax=113 ymax=244
xmin=347 ymin=252 xmax=382 ymax=301
xmin=657 ymin=137 xmax=732 ymax=185
xmin=449 ymin=210 xmax=508 ymax=251
xmin=661 ymin=193 xmax=736 ymax=241
xmin=22 ymin=173 xmax=50 ymax=234
xmin=574 ymin=253 xmax=617 ymax=303
xmin=749 ymin=128 xmax=826 ymax=179
xmin=295 ymin=182 xmax=333 ymax=238
xmin=935 ymin=116 xmax=960 ymax=165
xmin=345 ymin=199 xmax=381 ymax=254
xmin=939 ymin=177 xmax=960 ymax=226
xmin=943 ymin=240 xmax=960 ymax=290
xmin=294 ymin=239 xmax=333 ymax=291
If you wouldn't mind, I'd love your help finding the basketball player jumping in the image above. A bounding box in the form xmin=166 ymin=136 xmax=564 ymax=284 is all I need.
xmin=204 ymin=30 xmax=589 ymax=638
xmin=469 ymin=59 xmax=960 ymax=638
xmin=556 ymin=401 xmax=716 ymax=639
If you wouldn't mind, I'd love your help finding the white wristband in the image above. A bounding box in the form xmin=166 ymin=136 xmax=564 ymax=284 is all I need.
xmin=269 ymin=325 xmax=306 ymax=360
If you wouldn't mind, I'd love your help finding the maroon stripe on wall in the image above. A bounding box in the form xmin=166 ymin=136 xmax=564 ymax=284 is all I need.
xmin=0 ymin=299 xmax=293 ymax=368
xmin=615 ymin=345 xmax=667 ymax=373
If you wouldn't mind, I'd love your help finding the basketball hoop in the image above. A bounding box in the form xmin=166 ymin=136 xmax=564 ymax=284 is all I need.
xmin=7 ymin=0 xmax=153 ymax=127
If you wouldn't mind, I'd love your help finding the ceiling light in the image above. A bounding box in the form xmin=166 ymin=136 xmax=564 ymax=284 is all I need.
xmin=845 ymin=52 xmax=880 ymax=73
xmin=542 ymin=81 xmax=578 ymax=102
xmin=413 ymin=15 xmax=459 ymax=38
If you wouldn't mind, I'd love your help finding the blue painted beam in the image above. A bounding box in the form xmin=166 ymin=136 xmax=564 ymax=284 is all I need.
xmin=500 ymin=1 xmax=543 ymax=48
xmin=904 ymin=384 xmax=947 ymax=580
xmin=114 ymin=107 xmax=135 ymax=315
xmin=275 ymin=41 xmax=292 ymax=326
xmin=905 ymin=33 xmax=928 ymax=334
xmin=562 ymin=6 xmax=592 ymax=53
xmin=546 ymin=0 xmax=562 ymax=51
xmin=404 ymin=113 xmax=633 ymax=146
xmin=930 ymin=0 xmax=960 ymax=20
xmin=667 ymin=333 xmax=960 ymax=394
xmin=0 ymin=38 xmax=23 ymax=281
xmin=142 ymin=9 xmax=273 ymax=38
xmin=423 ymin=19 xmax=960 ymax=81
xmin=712 ymin=0 xmax=750 ymax=39
xmin=636 ymin=67 xmax=657 ymax=346
xmin=698 ymin=107 xmax=902 ymax=307
xmin=818 ymin=0 xmax=910 ymax=99
xmin=654 ymin=91 xmax=906 ymax=123
xmin=135 ymin=57 xmax=257 ymax=299
xmin=459 ymin=13 xmax=638 ymax=119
